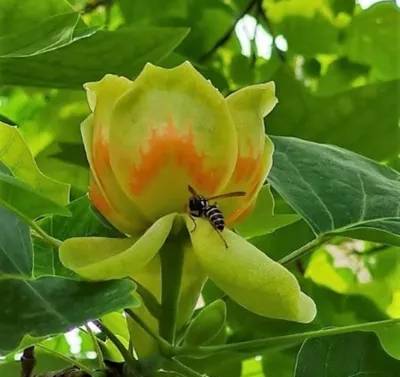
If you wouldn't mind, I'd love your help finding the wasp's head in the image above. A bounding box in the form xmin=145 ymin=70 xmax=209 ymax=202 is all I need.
xmin=188 ymin=195 xmax=208 ymax=217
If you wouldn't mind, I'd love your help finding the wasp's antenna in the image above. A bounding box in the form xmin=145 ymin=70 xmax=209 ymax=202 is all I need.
xmin=188 ymin=185 xmax=199 ymax=197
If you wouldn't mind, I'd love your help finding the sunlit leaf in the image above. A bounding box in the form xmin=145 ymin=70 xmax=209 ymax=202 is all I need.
xmin=0 ymin=122 xmax=70 ymax=205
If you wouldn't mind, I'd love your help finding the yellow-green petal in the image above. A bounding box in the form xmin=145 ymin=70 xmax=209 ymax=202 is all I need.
xmin=109 ymin=61 xmax=238 ymax=222
xmin=59 ymin=213 xmax=176 ymax=280
xmin=185 ymin=217 xmax=316 ymax=323
xmin=81 ymin=114 xmax=148 ymax=235
xmin=220 ymin=83 xmax=277 ymax=222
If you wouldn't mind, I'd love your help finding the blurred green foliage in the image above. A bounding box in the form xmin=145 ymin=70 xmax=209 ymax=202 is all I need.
xmin=0 ymin=0 xmax=399 ymax=376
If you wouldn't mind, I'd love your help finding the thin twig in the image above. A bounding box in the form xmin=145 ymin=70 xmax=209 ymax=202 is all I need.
xmin=20 ymin=346 xmax=35 ymax=377
xmin=199 ymin=0 xmax=259 ymax=62
xmin=94 ymin=320 xmax=139 ymax=372
xmin=278 ymin=236 xmax=330 ymax=265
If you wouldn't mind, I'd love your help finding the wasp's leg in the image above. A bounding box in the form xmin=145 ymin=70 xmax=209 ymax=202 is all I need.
xmin=215 ymin=229 xmax=228 ymax=249
xmin=209 ymin=222 xmax=228 ymax=249
xmin=188 ymin=214 xmax=197 ymax=233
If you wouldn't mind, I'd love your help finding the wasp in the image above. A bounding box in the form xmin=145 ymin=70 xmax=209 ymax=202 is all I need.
xmin=187 ymin=185 xmax=246 ymax=248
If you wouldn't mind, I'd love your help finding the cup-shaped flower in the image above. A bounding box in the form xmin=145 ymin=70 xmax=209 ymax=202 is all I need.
xmin=60 ymin=62 xmax=316 ymax=355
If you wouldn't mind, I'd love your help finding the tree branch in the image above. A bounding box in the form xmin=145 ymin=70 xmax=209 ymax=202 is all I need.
xmin=199 ymin=0 xmax=259 ymax=62
xmin=256 ymin=0 xmax=286 ymax=62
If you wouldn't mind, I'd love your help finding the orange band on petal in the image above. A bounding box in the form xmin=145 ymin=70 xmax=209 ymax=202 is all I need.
xmin=234 ymin=143 xmax=262 ymax=183
xmin=129 ymin=117 xmax=224 ymax=195
xmin=89 ymin=179 xmax=112 ymax=217
xmin=225 ymin=152 xmax=264 ymax=224
xmin=93 ymin=132 xmax=111 ymax=176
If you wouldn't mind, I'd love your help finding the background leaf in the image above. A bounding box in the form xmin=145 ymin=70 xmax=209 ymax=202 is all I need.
xmin=269 ymin=136 xmax=400 ymax=244
xmin=0 ymin=121 xmax=70 ymax=205
xmin=0 ymin=205 xmax=32 ymax=277
xmin=0 ymin=276 xmax=138 ymax=354
xmin=34 ymin=195 xmax=122 ymax=278
xmin=295 ymin=331 xmax=400 ymax=377
xmin=0 ymin=27 xmax=189 ymax=88
xmin=344 ymin=2 xmax=400 ymax=81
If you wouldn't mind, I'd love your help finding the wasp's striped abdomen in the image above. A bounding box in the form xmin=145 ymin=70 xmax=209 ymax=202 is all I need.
xmin=204 ymin=205 xmax=225 ymax=231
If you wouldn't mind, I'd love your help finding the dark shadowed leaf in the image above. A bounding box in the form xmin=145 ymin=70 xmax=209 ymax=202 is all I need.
xmin=0 ymin=205 xmax=32 ymax=277
xmin=0 ymin=171 xmax=71 ymax=220
xmin=269 ymin=136 xmax=400 ymax=245
xmin=0 ymin=276 xmax=138 ymax=354
xmin=0 ymin=27 xmax=189 ymax=88
xmin=34 ymin=195 xmax=123 ymax=278
xmin=268 ymin=68 xmax=400 ymax=161
xmin=295 ymin=331 xmax=400 ymax=377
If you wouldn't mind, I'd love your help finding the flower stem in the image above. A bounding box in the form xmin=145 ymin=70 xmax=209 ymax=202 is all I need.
xmin=36 ymin=344 xmax=94 ymax=376
xmin=94 ymin=320 xmax=139 ymax=373
xmin=278 ymin=235 xmax=329 ymax=265
xmin=159 ymin=237 xmax=185 ymax=345
xmin=171 ymin=317 xmax=400 ymax=358
xmin=125 ymin=309 xmax=171 ymax=354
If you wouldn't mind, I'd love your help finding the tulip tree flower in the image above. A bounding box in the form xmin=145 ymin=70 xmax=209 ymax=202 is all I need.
xmin=60 ymin=62 xmax=316 ymax=356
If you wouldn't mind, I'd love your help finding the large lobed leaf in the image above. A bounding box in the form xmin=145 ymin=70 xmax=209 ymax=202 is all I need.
xmin=269 ymin=136 xmax=400 ymax=246
xmin=295 ymin=331 xmax=400 ymax=377
xmin=0 ymin=27 xmax=189 ymax=88
xmin=34 ymin=195 xmax=123 ymax=278
xmin=0 ymin=206 xmax=32 ymax=277
xmin=268 ymin=68 xmax=400 ymax=162
xmin=0 ymin=276 xmax=138 ymax=354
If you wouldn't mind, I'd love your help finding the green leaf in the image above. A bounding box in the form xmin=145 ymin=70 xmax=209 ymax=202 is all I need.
xmin=0 ymin=171 xmax=70 ymax=221
xmin=344 ymin=2 xmax=400 ymax=80
xmin=34 ymin=195 xmax=122 ymax=278
xmin=327 ymin=0 xmax=355 ymax=15
xmin=266 ymin=0 xmax=339 ymax=56
xmin=269 ymin=136 xmax=400 ymax=245
xmin=250 ymin=219 xmax=315 ymax=261
xmin=0 ymin=0 xmax=76 ymax=37
xmin=236 ymin=185 xmax=300 ymax=239
xmin=118 ymin=0 xmax=187 ymax=24
xmin=268 ymin=68 xmax=400 ymax=161
xmin=0 ymin=27 xmax=189 ymax=88
xmin=262 ymin=348 xmax=297 ymax=377
xmin=184 ymin=300 xmax=227 ymax=346
xmin=0 ymin=121 xmax=70 ymax=205
xmin=294 ymin=331 xmax=400 ymax=377
xmin=0 ymin=276 xmax=138 ymax=354
xmin=0 ymin=12 xmax=79 ymax=57
xmin=317 ymin=57 xmax=370 ymax=96
xmin=0 ymin=205 xmax=32 ymax=277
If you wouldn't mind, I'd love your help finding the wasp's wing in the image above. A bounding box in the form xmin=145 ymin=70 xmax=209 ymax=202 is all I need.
xmin=207 ymin=191 xmax=246 ymax=201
